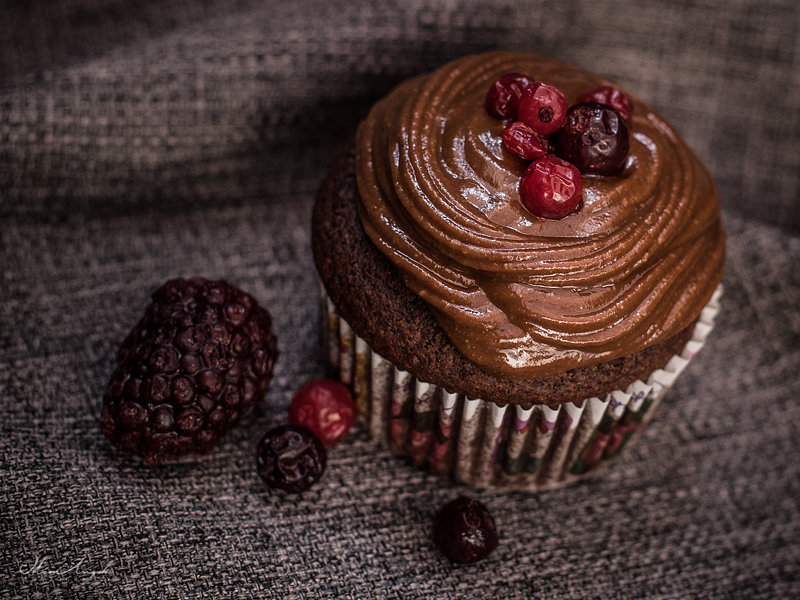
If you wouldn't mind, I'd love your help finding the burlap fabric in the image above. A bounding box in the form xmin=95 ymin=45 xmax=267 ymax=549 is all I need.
xmin=2 ymin=1 xmax=798 ymax=598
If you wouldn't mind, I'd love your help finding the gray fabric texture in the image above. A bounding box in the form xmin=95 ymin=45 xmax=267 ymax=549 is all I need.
xmin=1 ymin=1 xmax=799 ymax=598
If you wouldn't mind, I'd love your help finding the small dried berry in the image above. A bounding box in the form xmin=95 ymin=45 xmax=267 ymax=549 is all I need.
xmin=502 ymin=121 xmax=554 ymax=161
xmin=517 ymin=82 xmax=568 ymax=136
xmin=432 ymin=496 xmax=498 ymax=564
xmin=484 ymin=72 xmax=535 ymax=120
xmin=289 ymin=379 xmax=356 ymax=447
xmin=519 ymin=155 xmax=583 ymax=220
xmin=256 ymin=424 xmax=327 ymax=493
xmin=576 ymin=85 xmax=633 ymax=122
xmin=101 ymin=278 xmax=278 ymax=465
xmin=554 ymin=101 xmax=630 ymax=176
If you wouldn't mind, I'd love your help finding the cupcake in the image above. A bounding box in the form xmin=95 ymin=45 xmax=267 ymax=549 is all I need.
xmin=312 ymin=51 xmax=725 ymax=491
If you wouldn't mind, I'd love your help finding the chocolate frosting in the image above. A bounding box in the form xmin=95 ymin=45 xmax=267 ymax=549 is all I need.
xmin=355 ymin=51 xmax=725 ymax=380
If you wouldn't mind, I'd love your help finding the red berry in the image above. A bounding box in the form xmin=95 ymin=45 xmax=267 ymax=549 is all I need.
xmin=502 ymin=121 xmax=554 ymax=160
xmin=519 ymin=156 xmax=583 ymax=220
xmin=432 ymin=496 xmax=498 ymax=564
xmin=484 ymin=72 xmax=535 ymax=120
xmin=577 ymin=85 xmax=633 ymax=122
xmin=517 ymin=82 xmax=568 ymax=136
xmin=289 ymin=379 xmax=356 ymax=446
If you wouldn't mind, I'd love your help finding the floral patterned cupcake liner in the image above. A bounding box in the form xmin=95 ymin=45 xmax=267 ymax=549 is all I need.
xmin=321 ymin=285 xmax=722 ymax=491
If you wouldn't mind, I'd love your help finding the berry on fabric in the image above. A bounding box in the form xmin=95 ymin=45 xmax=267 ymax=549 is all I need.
xmin=100 ymin=278 xmax=278 ymax=465
xmin=432 ymin=496 xmax=498 ymax=564
xmin=256 ymin=424 xmax=327 ymax=493
xmin=289 ymin=379 xmax=356 ymax=447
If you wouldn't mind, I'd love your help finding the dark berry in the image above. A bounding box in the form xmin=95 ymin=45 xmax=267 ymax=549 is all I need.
xmin=224 ymin=302 xmax=248 ymax=325
xmin=554 ymin=101 xmax=630 ymax=176
xmin=196 ymin=368 xmax=223 ymax=394
xmin=150 ymin=406 xmax=174 ymax=433
xmin=220 ymin=383 xmax=241 ymax=407
xmin=207 ymin=407 xmax=228 ymax=430
xmin=256 ymin=424 xmax=327 ymax=493
xmin=484 ymin=72 xmax=535 ymax=120
xmin=149 ymin=346 xmax=179 ymax=374
xmin=123 ymin=377 xmax=141 ymax=399
xmin=180 ymin=354 xmax=202 ymax=374
xmin=517 ymin=82 xmax=568 ymax=136
xmin=519 ymin=156 xmax=583 ymax=220
xmin=101 ymin=278 xmax=278 ymax=465
xmin=175 ymin=406 xmax=204 ymax=435
xmin=196 ymin=394 xmax=216 ymax=414
xmin=289 ymin=379 xmax=356 ymax=447
xmin=576 ymin=85 xmax=633 ymax=122
xmin=115 ymin=400 xmax=147 ymax=431
xmin=171 ymin=376 xmax=195 ymax=404
xmin=252 ymin=348 xmax=275 ymax=377
xmin=432 ymin=496 xmax=498 ymax=564
xmin=502 ymin=121 xmax=554 ymax=161
xmin=141 ymin=374 xmax=169 ymax=403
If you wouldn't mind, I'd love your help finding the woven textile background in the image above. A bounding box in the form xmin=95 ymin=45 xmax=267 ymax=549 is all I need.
xmin=2 ymin=1 xmax=799 ymax=598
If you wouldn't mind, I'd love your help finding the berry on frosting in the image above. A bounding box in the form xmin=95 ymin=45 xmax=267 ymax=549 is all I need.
xmin=577 ymin=85 xmax=633 ymax=122
xmin=502 ymin=121 xmax=554 ymax=161
xmin=554 ymin=101 xmax=630 ymax=176
xmin=484 ymin=76 xmax=634 ymax=218
xmin=519 ymin=156 xmax=583 ymax=220
xmin=256 ymin=424 xmax=327 ymax=493
xmin=517 ymin=82 xmax=568 ymax=136
xmin=289 ymin=379 xmax=355 ymax=447
xmin=432 ymin=496 xmax=498 ymax=564
xmin=100 ymin=278 xmax=278 ymax=465
xmin=484 ymin=72 xmax=535 ymax=120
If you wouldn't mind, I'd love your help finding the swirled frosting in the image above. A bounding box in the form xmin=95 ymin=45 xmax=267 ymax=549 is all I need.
xmin=355 ymin=51 xmax=725 ymax=380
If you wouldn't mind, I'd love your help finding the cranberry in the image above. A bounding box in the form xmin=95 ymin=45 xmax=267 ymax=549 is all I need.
xmin=289 ymin=379 xmax=356 ymax=447
xmin=519 ymin=156 xmax=583 ymax=220
xmin=484 ymin=72 xmax=535 ymax=120
xmin=517 ymin=82 xmax=568 ymax=136
xmin=577 ymin=85 xmax=633 ymax=122
xmin=256 ymin=424 xmax=327 ymax=493
xmin=432 ymin=496 xmax=498 ymax=564
xmin=502 ymin=121 xmax=554 ymax=161
xmin=554 ymin=101 xmax=630 ymax=176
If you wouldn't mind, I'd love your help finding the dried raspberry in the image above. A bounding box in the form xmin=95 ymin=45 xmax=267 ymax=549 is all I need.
xmin=101 ymin=278 xmax=278 ymax=465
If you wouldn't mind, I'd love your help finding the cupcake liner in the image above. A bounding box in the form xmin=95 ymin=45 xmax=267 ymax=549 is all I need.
xmin=321 ymin=283 xmax=723 ymax=491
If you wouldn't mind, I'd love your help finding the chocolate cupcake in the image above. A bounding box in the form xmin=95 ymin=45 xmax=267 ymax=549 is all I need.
xmin=312 ymin=51 xmax=725 ymax=491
